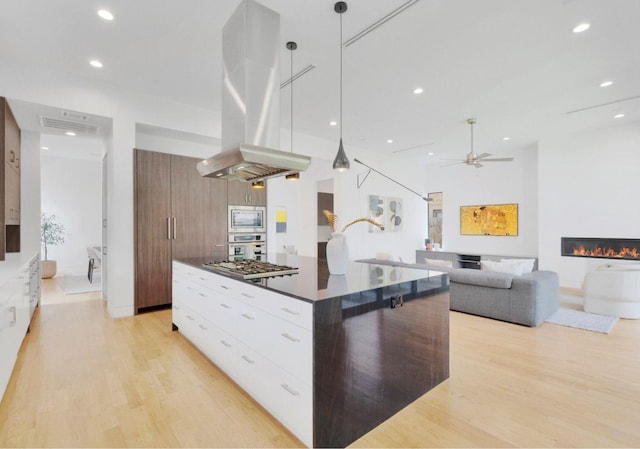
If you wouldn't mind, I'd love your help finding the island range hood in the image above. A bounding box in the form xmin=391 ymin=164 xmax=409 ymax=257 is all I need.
xmin=198 ymin=0 xmax=311 ymax=182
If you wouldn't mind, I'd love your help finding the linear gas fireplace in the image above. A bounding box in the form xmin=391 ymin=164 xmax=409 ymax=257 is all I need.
xmin=561 ymin=237 xmax=640 ymax=260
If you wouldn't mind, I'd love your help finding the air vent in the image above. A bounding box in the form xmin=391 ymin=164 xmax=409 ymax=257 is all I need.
xmin=40 ymin=116 xmax=100 ymax=135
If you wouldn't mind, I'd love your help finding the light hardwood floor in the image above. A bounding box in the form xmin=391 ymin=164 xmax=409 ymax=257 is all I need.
xmin=1 ymin=280 xmax=639 ymax=448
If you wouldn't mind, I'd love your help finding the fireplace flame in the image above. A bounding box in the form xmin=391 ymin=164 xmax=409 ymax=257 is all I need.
xmin=572 ymin=245 xmax=639 ymax=259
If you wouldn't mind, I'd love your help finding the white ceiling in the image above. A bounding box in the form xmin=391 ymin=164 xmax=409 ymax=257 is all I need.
xmin=2 ymin=0 xmax=639 ymax=163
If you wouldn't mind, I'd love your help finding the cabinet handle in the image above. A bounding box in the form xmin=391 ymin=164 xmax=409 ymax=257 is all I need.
xmin=219 ymin=303 xmax=231 ymax=309
xmin=241 ymin=293 xmax=254 ymax=299
xmin=172 ymin=217 xmax=177 ymax=239
xmin=167 ymin=217 xmax=171 ymax=240
xmin=9 ymin=306 xmax=17 ymax=326
xmin=199 ymin=277 xmax=207 ymax=281
xmin=281 ymin=384 xmax=300 ymax=397
xmin=241 ymin=313 xmax=255 ymax=321
xmin=198 ymin=293 xmax=207 ymax=298
xmin=186 ymin=315 xmax=195 ymax=321
xmin=281 ymin=307 xmax=300 ymax=316
xmin=220 ymin=340 xmax=232 ymax=348
xmin=173 ymin=304 xmax=180 ymax=310
xmin=198 ymin=324 xmax=207 ymax=331
xmin=241 ymin=355 xmax=255 ymax=364
xmin=281 ymin=332 xmax=300 ymax=343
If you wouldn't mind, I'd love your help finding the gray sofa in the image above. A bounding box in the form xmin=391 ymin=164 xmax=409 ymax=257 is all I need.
xmin=449 ymin=268 xmax=559 ymax=327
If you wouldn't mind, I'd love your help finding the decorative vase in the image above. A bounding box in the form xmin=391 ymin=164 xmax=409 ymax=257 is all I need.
xmin=326 ymin=232 xmax=348 ymax=275
xmin=41 ymin=260 xmax=57 ymax=279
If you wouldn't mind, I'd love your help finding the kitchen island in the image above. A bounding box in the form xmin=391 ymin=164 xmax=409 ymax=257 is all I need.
xmin=172 ymin=255 xmax=449 ymax=448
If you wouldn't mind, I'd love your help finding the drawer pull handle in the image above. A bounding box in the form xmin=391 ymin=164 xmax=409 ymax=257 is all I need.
xmin=281 ymin=384 xmax=300 ymax=397
xmin=173 ymin=304 xmax=180 ymax=310
xmin=241 ymin=313 xmax=255 ymax=321
xmin=241 ymin=293 xmax=255 ymax=299
xmin=186 ymin=315 xmax=195 ymax=321
xmin=198 ymin=324 xmax=207 ymax=330
xmin=198 ymin=293 xmax=207 ymax=298
xmin=281 ymin=332 xmax=300 ymax=343
xmin=220 ymin=285 xmax=230 ymax=290
xmin=220 ymin=340 xmax=232 ymax=348
xmin=187 ymin=286 xmax=194 ymax=291
xmin=219 ymin=303 xmax=231 ymax=309
xmin=241 ymin=355 xmax=255 ymax=364
xmin=281 ymin=307 xmax=300 ymax=316
xmin=200 ymin=277 xmax=207 ymax=281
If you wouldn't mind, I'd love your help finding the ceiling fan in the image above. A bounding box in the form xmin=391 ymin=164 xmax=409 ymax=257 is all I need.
xmin=441 ymin=118 xmax=514 ymax=168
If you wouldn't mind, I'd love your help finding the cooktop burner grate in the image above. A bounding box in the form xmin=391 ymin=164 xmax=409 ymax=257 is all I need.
xmin=202 ymin=260 xmax=299 ymax=279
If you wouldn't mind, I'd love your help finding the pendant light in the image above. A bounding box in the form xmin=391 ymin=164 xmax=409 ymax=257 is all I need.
xmin=333 ymin=1 xmax=350 ymax=171
xmin=285 ymin=41 xmax=300 ymax=181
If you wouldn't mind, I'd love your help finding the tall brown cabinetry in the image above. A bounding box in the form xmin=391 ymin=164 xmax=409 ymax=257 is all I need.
xmin=134 ymin=149 xmax=227 ymax=314
xmin=1 ymin=97 xmax=21 ymax=260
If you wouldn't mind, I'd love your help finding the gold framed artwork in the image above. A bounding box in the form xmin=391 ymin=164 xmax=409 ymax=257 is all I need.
xmin=460 ymin=203 xmax=518 ymax=236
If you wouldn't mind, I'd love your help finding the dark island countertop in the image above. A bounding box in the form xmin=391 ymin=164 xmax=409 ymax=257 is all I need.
xmin=175 ymin=254 xmax=448 ymax=306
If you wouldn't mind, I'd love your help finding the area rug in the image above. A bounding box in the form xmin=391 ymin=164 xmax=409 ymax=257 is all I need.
xmin=545 ymin=306 xmax=618 ymax=334
xmin=57 ymin=273 xmax=102 ymax=295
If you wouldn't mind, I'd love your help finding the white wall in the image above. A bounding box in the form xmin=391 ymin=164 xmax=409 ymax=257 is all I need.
xmin=40 ymin=155 xmax=102 ymax=275
xmin=538 ymin=121 xmax=640 ymax=288
xmin=20 ymin=131 xmax=42 ymax=258
xmin=423 ymin=145 xmax=539 ymax=258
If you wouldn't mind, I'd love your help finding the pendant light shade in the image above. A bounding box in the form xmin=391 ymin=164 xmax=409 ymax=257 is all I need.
xmin=333 ymin=1 xmax=350 ymax=171
xmin=286 ymin=41 xmax=300 ymax=181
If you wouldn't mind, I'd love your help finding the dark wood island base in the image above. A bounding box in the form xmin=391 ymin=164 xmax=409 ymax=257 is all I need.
xmin=313 ymin=286 xmax=449 ymax=448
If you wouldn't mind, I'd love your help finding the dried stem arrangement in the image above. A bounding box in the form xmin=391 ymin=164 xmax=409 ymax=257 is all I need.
xmin=323 ymin=210 xmax=384 ymax=233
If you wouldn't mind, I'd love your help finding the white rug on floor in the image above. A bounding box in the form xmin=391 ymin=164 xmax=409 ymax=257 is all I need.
xmin=57 ymin=273 xmax=102 ymax=295
xmin=545 ymin=300 xmax=618 ymax=334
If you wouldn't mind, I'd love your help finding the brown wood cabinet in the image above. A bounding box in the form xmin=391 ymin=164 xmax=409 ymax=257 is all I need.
xmin=134 ymin=149 xmax=227 ymax=313
xmin=1 ymin=97 xmax=21 ymax=260
xmin=227 ymin=180 xmax=266 ymax=206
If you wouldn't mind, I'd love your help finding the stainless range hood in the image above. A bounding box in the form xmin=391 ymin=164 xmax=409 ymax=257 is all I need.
xmin=198 ymin=0 xmax=310 ymax=182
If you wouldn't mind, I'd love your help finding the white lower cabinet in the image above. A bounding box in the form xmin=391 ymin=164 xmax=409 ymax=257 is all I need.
xmin=172 ymin=262 xmax=313 ymax=447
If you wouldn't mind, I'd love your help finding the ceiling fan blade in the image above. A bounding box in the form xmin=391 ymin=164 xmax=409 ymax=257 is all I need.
xmin=476 ymin=152 xmax=492 ymax=159
xmin=482 ymin=157 xmax=514 ymax=162
xmin=440 ymin=161 xmax=466 ymax=167
xmin=440 ymin=158 xmax=465 ymax=161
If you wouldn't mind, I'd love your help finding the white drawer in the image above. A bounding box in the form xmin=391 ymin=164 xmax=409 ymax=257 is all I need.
xmin=205 ymin=325 xmax=237 ymax=378
xmin=236 ymin=343 xmax=312 ymax=447
xmin=233 ymin=282 xmax=312 ymax=331
xmin=236 ymin=301 xmax=312 ymax=385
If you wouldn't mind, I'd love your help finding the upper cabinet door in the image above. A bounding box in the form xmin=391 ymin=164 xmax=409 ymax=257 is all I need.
xmin=227 ymin=180 xmax=266 ymax=206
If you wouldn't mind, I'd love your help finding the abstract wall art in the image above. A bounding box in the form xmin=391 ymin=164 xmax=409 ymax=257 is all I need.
xmin=460 ymin=203 xmax=518 ymax=236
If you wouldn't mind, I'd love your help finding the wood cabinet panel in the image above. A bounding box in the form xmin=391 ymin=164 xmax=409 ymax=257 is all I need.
xmin=134 ymin=149 xmax=172 ymax=312
xmin=135 ymin=150 xmax=230 ymax=313
xmin=228 ymin=180 xmax=266 ymax=206
xmin=1 ymin=97 xmax=21 ymax=259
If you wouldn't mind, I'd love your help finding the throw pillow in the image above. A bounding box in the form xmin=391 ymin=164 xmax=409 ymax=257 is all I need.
xmin=500 ymin=258 xmax=535 ymax=273
xmin=481 ymin=259 xmax=525 ymax=275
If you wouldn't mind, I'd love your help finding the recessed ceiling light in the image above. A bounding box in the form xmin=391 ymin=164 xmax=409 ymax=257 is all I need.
xmin=600 ymin=81 xmax=613 ymax=87
xmin=97 ymin=9 xmax=114 ymax=21
xmin=573 ymin=23 xmax=590 ymax=33
xmin=413 ymin=87 xmax=424 ymax=95
xmin=387 ymin=139 xmax=393 ymax=144
xmin=90 ymin=60 xmax=103 ymax=68
xmin=427 ymin=152 xmax=434 ymax=156
xmin=614 ymin=113 xmax=625 ymax=119
xmin=329 ymin=121 xmax=337 ymax=126
xmin=65 ymin=131 xmax=76 ymax=136
xmin=41 ymin=146 xmax=49 ymax=150
xmin=503 ymin=137 xmax=510 ymax=141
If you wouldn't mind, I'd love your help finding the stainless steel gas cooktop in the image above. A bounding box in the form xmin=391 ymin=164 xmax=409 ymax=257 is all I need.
xmin=202 ymin=259 xmax=299 ymax=280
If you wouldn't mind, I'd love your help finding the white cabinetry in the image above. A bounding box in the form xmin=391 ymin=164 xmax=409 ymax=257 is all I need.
xmin=172 ymin=261 xmax=312 ymax=447
xmin=0 ymin=253 xmax=40 ymax=402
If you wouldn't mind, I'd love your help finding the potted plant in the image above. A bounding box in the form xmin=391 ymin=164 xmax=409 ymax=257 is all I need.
xmin=41 ymin=212 xmax=65 ymax=279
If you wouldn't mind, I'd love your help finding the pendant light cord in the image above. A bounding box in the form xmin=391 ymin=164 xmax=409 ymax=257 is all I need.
xmin=291 ymin=46 xmax=294 ymax=153
xmin=339 ymin=11 xmax=343 ymax=140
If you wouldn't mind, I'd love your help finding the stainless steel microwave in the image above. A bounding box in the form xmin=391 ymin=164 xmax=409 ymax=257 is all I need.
xmin=228 ymin=205 xmax=266 ymax=233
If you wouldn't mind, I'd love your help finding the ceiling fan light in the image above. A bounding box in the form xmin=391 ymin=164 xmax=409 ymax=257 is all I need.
xmin=333 ymin=138 xmax=350 ymax=171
